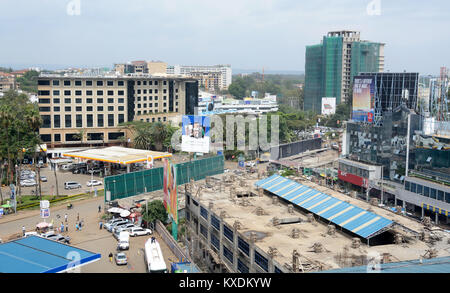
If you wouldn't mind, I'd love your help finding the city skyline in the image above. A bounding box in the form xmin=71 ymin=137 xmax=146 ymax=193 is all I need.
xmin=0 ymin=0 xmax=449 ymax=75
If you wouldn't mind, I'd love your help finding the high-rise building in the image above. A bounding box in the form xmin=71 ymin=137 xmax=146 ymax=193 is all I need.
xmin=37 ymin=74 xmax=198 ymax=147
xmin=167 ymin=64 xmax=232 ymax=91
xmin=304 ymin=31 xmax=384 ymax=113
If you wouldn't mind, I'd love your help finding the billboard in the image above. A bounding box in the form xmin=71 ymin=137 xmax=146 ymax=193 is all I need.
xmin=163 ymin=158 xmax=178 ymax=224
xmin=352 ymin=77 xmax=375 ymax=123
xmin=321 ymin=97 xmax=336 ymax=116
xmin=181 ymin=115 xmax=211 ymax=154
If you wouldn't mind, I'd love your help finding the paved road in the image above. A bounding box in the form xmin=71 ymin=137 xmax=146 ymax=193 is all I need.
xmin=0 ymin=196 xmax=177 ymax=273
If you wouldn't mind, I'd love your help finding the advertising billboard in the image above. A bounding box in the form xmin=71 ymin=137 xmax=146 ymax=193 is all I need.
xmin=352 ymin=77 xmax=375 ymax=123
xmin=321 ymin=97 xmax=336 ymax=116
xmin=163 ymin=158 xmax=178 ymax=224
xmin=181 ymin=115 xmax=211 ymax=154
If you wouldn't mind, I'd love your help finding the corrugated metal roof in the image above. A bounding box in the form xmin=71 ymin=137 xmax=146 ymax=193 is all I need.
xmin=255 ymin=175 xmax=394 ymax=239
xmin=321 ymin=256 xmax=450 ymax=273
xmin=0 ymin=236 xmax=101 ymax=273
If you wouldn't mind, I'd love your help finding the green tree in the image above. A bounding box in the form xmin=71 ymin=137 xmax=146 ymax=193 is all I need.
xmin=142 ymin=200 xmax=168 ymax=224
xmin=16 ymin=70 xmax=39 ymax=93
xmin=150 ymin=122 xmax=168 ymax=151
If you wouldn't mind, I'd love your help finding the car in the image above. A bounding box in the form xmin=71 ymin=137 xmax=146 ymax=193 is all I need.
xmin=64 ymin=181 xmax=82 ymax=190
xmin=104 ymin=218 xmax=125 ymax=231
xmin=87 ymin=180 xmax=102 ymax=187
xmin=107 ymin=220 xmax=129 ymax=232
xmin=112 ymin=221 xmax=133 ymax=233
xmin=117 ymin=232 xmax=130 ymax=250
xmin=129 ymin=227 xmax=152 ymax=237
xmin=48 ymin=234 xmax=71 ymax=244
xmin=40 ymin=176 xmax=47 ymax=182
xmin=113 ymin=223 xmax=136 ymax=234
xmin=61 ymin=164 xmax=75 ymax=171
xmin=40 ymin=231 xmax=57 ymax=239
xmin=88 ymin=169 xmax=102 ymax=175
xmin=20 ymin=179 xmax=37 ymax=187
xmin=114 ymin=252 xmax=128 ymax=265
xmin=23 ymin=231 xmax=39 ymax=237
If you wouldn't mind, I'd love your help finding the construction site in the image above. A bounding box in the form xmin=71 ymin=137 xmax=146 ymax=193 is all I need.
xmin=183 ymin=168 xmax=450 ymax=273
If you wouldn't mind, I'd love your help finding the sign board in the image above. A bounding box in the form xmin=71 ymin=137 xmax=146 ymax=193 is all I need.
xmin=181 ymin=115 xmax=211 ymax=154
xmin=40 ymin=200 xmax=50 ymax=209
xmin=321 ymin=97 xmax=337 ymax=116
xmin=40 ymin=208 xmax=50 ymax=218
xmin=147 ymin=155 xmax=154 ymax=169
xmin=163 ymin=158 xmax=178 ymax=224
xmin=352 ymin=77 xmax=375 ymax=123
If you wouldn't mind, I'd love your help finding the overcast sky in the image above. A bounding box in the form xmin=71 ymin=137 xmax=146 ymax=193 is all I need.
xmin=0 ymin=0 xmax=448 ymax=75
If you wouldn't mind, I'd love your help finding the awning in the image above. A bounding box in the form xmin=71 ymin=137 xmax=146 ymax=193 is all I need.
xmin=422 ymin=203 xmax=449 ymax=217
xmin=255 ymin=175 xmax=394 ymax=239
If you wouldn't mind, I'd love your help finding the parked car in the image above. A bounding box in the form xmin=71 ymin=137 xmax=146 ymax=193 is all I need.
xmin=113 ymin=223 xmax=136 ymax=234
xmin=40 ymin=231 xmax=57 ymax=239
xmin=40 ymin=176 xmax=47 ymax=182
xmin=112 ymin=221 xmax=133 ymax=233
xmin=61 ymin=164 xmax=75 ymax=171
xmin=23 ymin=232 xmax=38 ymax=237
xmin=20 ymin=179 xmax=37 ymax=187
xmin=117 ymin=232 xmax=130 ymax=250
xmin=88 ymin=169 xmax=102 ymax=175
xmin=87 ymin=180 xmax=102 ymax=187
xmin=107 ymin=220 xmax=129 ymax=232
xmin=104 ymin=218 xmax=125 ymax=231
xmin=64 ymin=181 xmax=82 ymax=190
xmin=129 ymin=227 xmax=152 ymax=237
xmin=48 ymin=234 xmax=71 ymax=244
xmin=114 ymin=252 xmax=128 ymax=265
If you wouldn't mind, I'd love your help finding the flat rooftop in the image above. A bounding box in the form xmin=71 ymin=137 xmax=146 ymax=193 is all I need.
xmin=189 ymin=172 xmax=449 ymax=271
xmin=63 ymin=146 xmax=172 ymax=164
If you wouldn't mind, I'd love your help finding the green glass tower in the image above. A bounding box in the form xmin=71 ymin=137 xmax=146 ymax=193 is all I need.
xmin=304 ymin=31 xmax=384 ymax=113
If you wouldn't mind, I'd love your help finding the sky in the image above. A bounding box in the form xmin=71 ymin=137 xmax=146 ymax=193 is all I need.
xmin=0 ymin=0 xmax=449 ymax=75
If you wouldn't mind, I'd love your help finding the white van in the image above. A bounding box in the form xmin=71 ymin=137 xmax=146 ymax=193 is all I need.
xmin=144 ymin=238 xmax=167 ymax=273
xmin=117 ymin=231 xmax=130 ymax=250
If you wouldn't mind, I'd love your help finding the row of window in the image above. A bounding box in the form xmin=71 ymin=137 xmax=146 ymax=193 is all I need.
xmin=40 ymin=106 xmax=125 ymax=113
xmin=339 ymin=163 xmax=370 ymax=179
xmin=40 ymin=97 xmax=125 ymax=104
xmin=39 ymin=90 xmax=125 ymax=96
xmin=41 ymin=114 xmax=124 ymax=128
xmin=136 ymin=80 xmax=162 ymax=86
xmin=38 ymin=79 xmax=125 ymax=87
xmin=405 ymin=181 xmax=450 ymax=204
xmin=40 ymin=132 xmax=124 ymax=143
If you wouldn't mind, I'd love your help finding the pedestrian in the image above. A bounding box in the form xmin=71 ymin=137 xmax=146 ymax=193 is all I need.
xmin=79 ymin=221 xmax=82 ymax=231
xmin=66 ymin=224 xmax=68 ymax=232
xmin=77 ymin=213 xmax=79 ymax=222
xmin=75 ymin=223 xmax=79 ymax=231
xmin=98 ymin=205 xmax=101 ymax=213
xmin=99 ymin=221 xmax=103 ymax=230
xmin=64 ymin=213 xmax=68 ymax=223
xmin=22 ymin=226 xmax=25 ymax=236
xmin=61 ymin=223 xmax=64 ymax=233
xmin=109 ymin=252 xmax=113 ymax=262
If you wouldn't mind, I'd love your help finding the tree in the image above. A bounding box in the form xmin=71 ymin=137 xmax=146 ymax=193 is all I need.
xmin=142 ymin=200 xmax=168 ymax=225
xmin=150 ymin=122 xmax=168 ymax=151
xmin=16 ymin=70 xmax=39 ymax=93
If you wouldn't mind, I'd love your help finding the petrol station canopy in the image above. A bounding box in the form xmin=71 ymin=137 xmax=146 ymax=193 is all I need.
xmin=62 ymin=146 xmax=172 ymax=165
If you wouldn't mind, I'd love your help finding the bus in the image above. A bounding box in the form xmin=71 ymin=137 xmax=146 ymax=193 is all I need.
xmin=144 ymin=238 xmax=168 ymax=273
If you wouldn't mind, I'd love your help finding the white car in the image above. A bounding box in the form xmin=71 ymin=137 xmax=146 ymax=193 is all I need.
xmin=87 ymin=180 xmax=102 ymax=187
xmin=113 ymin=223 xmax=136 ymax=234
xmin=20 ymin=179 xmax=37 ymax=187
xmin=104 ymin=218 xmax=126 ymax=231
xmin=129 ymin=227 xmax=152 ymax=237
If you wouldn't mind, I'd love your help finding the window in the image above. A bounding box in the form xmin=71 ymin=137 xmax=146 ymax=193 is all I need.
xmin=118 ymin=80 xmax=124 ymax=86
xmin=108 ymin=114 xmax=114 ymax=126
xmin=97 ymin=106 xmax=104 ymax=111
xmin=163 ymin=81 xmax=167 ymax=85
xmin=118 ymin=114 xmax=124 ymax=124
xmin=76 ymin=114 xmax=82 ymax=127
xmin=64 ymin=80 xmax=71 ymax=86
xmin=41 ymin=115 xmax=51 ymax=128
xmin=108 ymin=98 xmax=114 ymax=103
xmin=65 ymin=106 xmax=71 ymax=112
xmin=52 ymin=80 xmax=59 ymax=86
xmin=192 ymin=200 xmax=199 ymax=206
xmin=223 ymin=225 xmax=234 ymax=242
xmin=86 ymin=80 xmax=92 ymax=86
xmin=39 ymin=98 xmax=50 ymax=104
xmin=137 ymin=81 xmax=141 ymax=86
xmin=237 ymin=259 xmax=249 ymax=273
xmin=76 ymin=98 xmax=82 ymax=104
xmin=417 ymin=185 xmax=423 ymax=195
xmin=200 ymin=206 xmax=208 ymax=219
xmin=86 ymin=98 xmax=93 ymax=103
xmin=96 ymin=80 xmax=103 ymax=86
xmin=75 ymin=80 xmax=82 ymax=86
xmin=87 ymin=133 xmax=103 ymax=141
xmin=200 ymin=224 xmax=208 ymax=238
xmin=154 ymin=81 xmax=158 ymax=85
xmin=238 ymin=237 xmax=250 ymax=256
xmin=107 ymin=80 xmax=114 ymax=86
xmin=54 ymin=133 xmax=61 ymax=142
xmin=38 ymin=90 xmax=50 ymax=96
xmin=118 ymin=106 xmax=124 ymax=111
xmin=210 ymin=233 xmax=220 ymax=250
xmin=76 ymin=106 xmax=82 ymax=112
xmin=108 ymin=132 xmax=124 ymax=140
xmin=274 ymin=267 xmax=283 ymax=273
xmin=64 ymin=98 xmax=71 ymax=104
xmin=53 ymin=106 xmax=60 ymax=112
xmin=64 ymin=90 xmax=71 ymax=96
xmin=186 ymin=210 xmax=190 ymax=221
xmin=97 ymin=98 xmax=103 ymax=103
xmin=97 ymin=114 xmax=104 ymax=127
xmin=87 ymin=114 xmax=93 ymax=127
xmin=108 ymin=106 xmax=114 ymax=111
xmin=410 ymin=183 xmax=416 ymax=193
xmin=75 ymin=90 xmax=82 ymax=96
xmin=40 ymin=134 xmax=51 ymax=142
xmin=405 ymin=181 xmax=410 ymax=191
xmin=118 ymin=90 xmax=124 ymax=96
xmin=424 ymin=187 xmax=430 ymax=197
xmin=86 ymin=90 xmax=93 ymax=96
xmin=446 ymin=192 xmax=450 ymax=204
xmin=87 ymin=106 xmax=93 ymax=111
xmin=38 ymin=80 xmax=50 ymax=86
xmin=107 ymin=90 xmax=114 ymax=96
xmin=65 ymin=133 xmax=80 ymax=142
xmin=53 ymin=90 xmax=60 ymax=96
xmin=97 ymin=90 xmax=103 ymax=96
xmin=223 ymin=245 xmax=233 ymax=264
xmin=430 ymin=188 xmax=437 ymax=199
xmin=254 ymin=251 xmax=269 ymax=272
xmin=437 ymin=190 xmax=444 ymax=201
xmin=65 ymin=115 xmax=72 ymax=128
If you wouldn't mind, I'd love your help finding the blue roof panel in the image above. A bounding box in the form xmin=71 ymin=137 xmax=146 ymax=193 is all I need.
xmin=310 ymin=197 xmax=341 ymax=214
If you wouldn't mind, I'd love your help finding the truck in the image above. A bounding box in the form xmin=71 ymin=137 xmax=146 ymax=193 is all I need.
xmin=144 ymin=238 xmax=167 ymax=273
xmin=117 ymin=231 xmax=130 ymax=250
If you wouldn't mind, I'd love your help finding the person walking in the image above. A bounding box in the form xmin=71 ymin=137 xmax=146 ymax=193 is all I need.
xmin=75 ymin=223 xmax=79 ymax=231
xmin=109 ymin=252 xmax=113 ymax=263
xmin=22 ymin=226 xmax=25 ymax=236
xmin=61 ymin=222 xmax=64 ymax=234
xmin=66 ymin=224 xmax=68 ymax=232
xmin=99 ymin=221 xmax=103 ymax=230
xmin=77 ymin=213 xmax=79 ymax=222
xmin=64 ymin=213 xmax=68 ymax=223
xmin=98 ymin=205 xmax=101 ymax=213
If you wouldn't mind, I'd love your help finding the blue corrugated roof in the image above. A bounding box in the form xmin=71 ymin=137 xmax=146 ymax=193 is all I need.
xmin=0 ymin=236 xmax=101 ymax=273
xmin=255 ymin=175 xmax=394 ymax=239
xmin=321 ymin=256 xmax=450 ymax=273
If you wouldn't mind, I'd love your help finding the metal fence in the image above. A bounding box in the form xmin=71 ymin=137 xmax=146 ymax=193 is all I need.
xmin=104 ymin=155 xmax=224 ymax=201
xmin=155 ymin=220 xmax=191 ymax=262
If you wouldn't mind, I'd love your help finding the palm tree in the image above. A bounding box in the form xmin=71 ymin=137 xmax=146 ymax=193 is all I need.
xmin=150 ymin=122 xmax=167 ymax=151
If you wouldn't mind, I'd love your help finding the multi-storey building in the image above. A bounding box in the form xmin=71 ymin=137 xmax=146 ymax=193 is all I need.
xmin=167 ymin=64 xmax=232 ymax=91
xmin=304 ymin=31 xmax=384 ymax=113
xmin=37 ymin=74 xmax=198 ymax=147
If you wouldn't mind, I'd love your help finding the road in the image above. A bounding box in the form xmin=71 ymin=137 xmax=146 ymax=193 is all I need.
xmin=0 ymin=196 xmax=177 ymax=273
